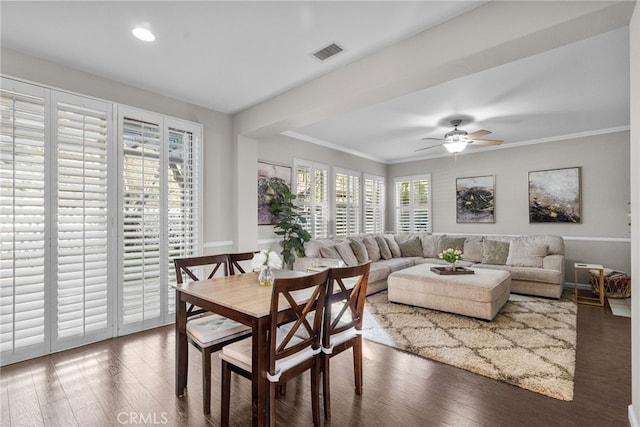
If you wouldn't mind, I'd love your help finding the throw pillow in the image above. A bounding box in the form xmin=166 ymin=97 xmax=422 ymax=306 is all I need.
xmin=384 ymin=235 xmax=402 ymax=258
xmin=375 ymin=235 xmax=392 ymax=260
xmin=398 ymin=237 xmax=423 ymax=257
xmin=506 ymin=241 xmax=548 ymax=268
xmin=463 ymin=239 xmax=484 ymax=263
xmin=420 ymin=234 xmax=440 ymax=258
xmin=482 ymin=240 xmax=510 ymax=265
xmin=319 ymin=245 xmax=342 ymax=260
xmin=438 ymin=237 xmax=466 ymax=254
xmin=350 ymin=239 xmax=370 ymax=264
xmin=335 ymin=242 xmax=359 ymax=266
xmin=363 ymin=236 xmax=381 ymax=262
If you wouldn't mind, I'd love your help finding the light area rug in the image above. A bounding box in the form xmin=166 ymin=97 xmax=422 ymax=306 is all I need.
xmin=362 ymin=291 xmax=577 ymax=401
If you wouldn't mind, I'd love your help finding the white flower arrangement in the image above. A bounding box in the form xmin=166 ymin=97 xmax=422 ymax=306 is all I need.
xmin=251 ymin=248 xmax=283 ymax=270
xmin=438 ymin=248 xmax=463 ymax=263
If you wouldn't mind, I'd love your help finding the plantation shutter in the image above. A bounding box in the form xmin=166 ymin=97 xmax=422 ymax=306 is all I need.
xmin=0 ymin=82 xmax=48 ymax=358
xmin=364 ymin=174 xmax=385 ymax=234
xmin=54 ymin=93 xmax=112 ymax=344
xmin=334 ymin=168 xmax=360 ymax=237
xmin=120 ymin=114 xmax=163 ymax=326
xmin=395 ymin=174 xmax=431 ymax=232
xmin=293 ymin=159 xmax=328 ymax=239
xmin=166 ymin=121 xmax=200 ymax=315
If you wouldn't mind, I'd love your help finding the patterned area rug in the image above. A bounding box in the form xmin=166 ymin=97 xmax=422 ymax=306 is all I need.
xmin=362 ymin=291 xmax=577 ymax=400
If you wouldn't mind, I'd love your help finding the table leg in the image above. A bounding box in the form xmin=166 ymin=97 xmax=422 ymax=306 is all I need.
xmin=175 ymin=289 xmax=188 ymax=396
xmin=252 ymin=316 xmax=269 ymax=427
xmin=599 ymin=270 xmax=605 ymax=306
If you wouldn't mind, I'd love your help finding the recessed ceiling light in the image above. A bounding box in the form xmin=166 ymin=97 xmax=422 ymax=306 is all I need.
xmin=132 ymin=27 xmax=155 ymax=42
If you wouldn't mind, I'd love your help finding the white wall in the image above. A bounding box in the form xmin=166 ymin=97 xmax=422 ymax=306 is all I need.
xmin=0 ymin=48 xmax=235 ymax=252
xmin=387 ymin=131 xmax=631 ymax=282
xmin=629 ymin=4 xmax=639 ymax=426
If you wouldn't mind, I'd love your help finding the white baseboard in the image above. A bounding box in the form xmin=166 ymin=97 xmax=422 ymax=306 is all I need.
xmin=630 ymin=405 xmax=639 ymax=427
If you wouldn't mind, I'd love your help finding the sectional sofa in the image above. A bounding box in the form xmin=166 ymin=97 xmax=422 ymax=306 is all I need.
xmin=293 ymin=233 xmax=565 ymax=299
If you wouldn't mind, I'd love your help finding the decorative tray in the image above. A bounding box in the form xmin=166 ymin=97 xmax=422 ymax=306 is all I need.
xmin=430 ymin=266 xmax=475 ymax=275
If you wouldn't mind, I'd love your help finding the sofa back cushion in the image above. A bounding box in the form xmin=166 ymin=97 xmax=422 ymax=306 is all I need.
xmin=350 ymin=239 xmax=370 ymax=264
xmin=438 ymin=236 xmax=466 ymax=255
xmin=506 ymin=240 xmax=548 ymax=268
xmin=335 ymin=242 xmax=359 ymax=266
xmin=463 ymin=239 xmax=484 ymax=263
xmin=420 ymin=235 xmax=440 ymax=258
xmin=398 ymin=237 xmax=423 ymax=257
xmin=363 ymin=236 xmax=381 ymax=261
xmin=482 ymin=240 xmax=510 ymax=265
xmin=319 ymin=245 xmax=341 ymax=260
xmin=375 ymin=235 xmax=393 ymax=260
xmin=385 ymin=234 xmax=402 ymax=258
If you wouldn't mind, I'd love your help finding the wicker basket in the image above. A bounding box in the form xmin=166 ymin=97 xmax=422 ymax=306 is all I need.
xmin=589 ymin=270 xmax=631 ymax=298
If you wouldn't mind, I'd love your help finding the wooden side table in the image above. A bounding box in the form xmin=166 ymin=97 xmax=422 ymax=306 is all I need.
xmin=574 ymin=263 xmax=604 ymax=306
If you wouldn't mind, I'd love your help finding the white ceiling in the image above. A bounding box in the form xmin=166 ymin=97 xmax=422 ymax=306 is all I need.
xmin=0 ymin=1 xmax=630 ymax=164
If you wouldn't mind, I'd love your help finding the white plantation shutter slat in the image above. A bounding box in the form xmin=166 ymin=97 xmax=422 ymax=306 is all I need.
xmin=394 ymin=174 xmax=432 ymax=232
xmin=0 ymin=86 xmax=47 ymax=355
xmin=293 ymin=160 xmax=329 ymax=239
xmin=334 ymin=169 xmax=361 ymax=237
xmin=364 ymin=175 xmax=385 ymax=234
xmin=55 ymin=97 xmax=111 ymax=341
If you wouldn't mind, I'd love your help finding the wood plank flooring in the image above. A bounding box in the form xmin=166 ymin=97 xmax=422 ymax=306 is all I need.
xmin=0 ymin=300 xmax=631 ymax=426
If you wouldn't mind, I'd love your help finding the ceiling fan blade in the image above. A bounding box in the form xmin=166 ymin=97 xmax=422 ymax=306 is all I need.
xmin=415 ymin=144 xmax=443 ymax=152
xmin=470 ymin=139 xmax=503 ymax=146
xmin=421 ymin=137 xmax=444 ymax=141
xmin=467 ymin=129 xmax=491 ymax=139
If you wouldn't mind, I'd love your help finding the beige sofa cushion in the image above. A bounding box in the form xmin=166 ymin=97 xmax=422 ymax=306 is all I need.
xmin=350 ymin=239 xmax=370 ymax=264
xmin=335 ymin=242 xmax=358 ymax=266
xmin=398 ymin=237 xmax=422 ymax=257
xmin=463 ymin=238 xmax=484 ymax=263
xmin=319 ymin=245 xmax=341 ymax=260
xmin=363 ymin=236 xmax=381 ymax=262
xmin=384 ymin=234 xmax=402 ymax=258
xmin=506 ymin=240 xmax=548 ymax=268
xmin=482 ymin=240 xmax=510 ymax=265
xmin=438 ymin=236 xmax=466 ymax=254
xmin=376 ymin=236 xmax=392 ymax=259
xmin=420 ymin=235 xmax=440 ymax=258
xmin=375 ymin=258 xmax=415 ymax=272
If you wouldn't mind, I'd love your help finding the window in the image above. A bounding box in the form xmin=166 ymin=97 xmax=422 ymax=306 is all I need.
xmin=364 ymin=174 xmax=385 ymax=234
xmin=118 ymin=108 xmax=201 ymax=334
xmin=293 ymin=159 xmax=329 ymax=239
xmin=394 ymin=174 xmax=432 ymax=232
xmin=0 ymin=78 xmax=202 ymax=365
xmin=334 ymin=168 xmax=361 ymax=237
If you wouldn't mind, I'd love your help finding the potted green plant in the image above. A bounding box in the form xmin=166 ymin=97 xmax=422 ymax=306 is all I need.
xmin=266 ymin=183 xmax=311 ymax=269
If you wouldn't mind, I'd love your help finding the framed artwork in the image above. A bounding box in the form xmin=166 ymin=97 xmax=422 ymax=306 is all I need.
xmin=528 ymin=167 xmax=581 ymax=223
xmin=456 ymin=175 xmax=495 ymax=223
xmin=258 ymin=161 xmax=291 ymax=225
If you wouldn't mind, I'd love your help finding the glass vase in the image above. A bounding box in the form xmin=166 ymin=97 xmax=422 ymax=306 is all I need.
xmin=446 ymin=262 xmax=456 ymax=272
xmin=258 ymin=266 xmax=275 ymax=287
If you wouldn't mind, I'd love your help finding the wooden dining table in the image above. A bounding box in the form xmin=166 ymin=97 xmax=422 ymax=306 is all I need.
xmin=174 ymin=269 xmax=308 ymax=427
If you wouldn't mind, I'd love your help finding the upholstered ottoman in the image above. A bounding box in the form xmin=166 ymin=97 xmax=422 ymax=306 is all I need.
xmin=387 ymin=263 xmax=511 ymax=320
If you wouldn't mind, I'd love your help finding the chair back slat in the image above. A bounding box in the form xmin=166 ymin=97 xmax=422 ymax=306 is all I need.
xmin=269 ymin=270 xmax=329 ymax=373
xmin=324 ymin=262 xmax=371 ymax=346
xmin=228 ymin=252 xmax=256 ymax=275
xmin=173 ymin=254 xmax=230 ymax=318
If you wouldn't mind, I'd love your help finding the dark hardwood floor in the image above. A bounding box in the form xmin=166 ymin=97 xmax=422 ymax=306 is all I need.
xmin=1 ymin=300 xmax=631 ymax=426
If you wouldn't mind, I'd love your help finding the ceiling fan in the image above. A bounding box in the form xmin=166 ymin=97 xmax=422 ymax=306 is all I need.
xmin=416 ymin=119 xmax=503 ymax=153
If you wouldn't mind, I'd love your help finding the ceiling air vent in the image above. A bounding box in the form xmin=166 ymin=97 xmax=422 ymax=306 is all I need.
xmin=312 ymin=43 xmax=344 ymax=61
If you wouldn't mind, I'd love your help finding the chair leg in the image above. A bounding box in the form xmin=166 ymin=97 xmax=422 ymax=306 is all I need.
xmin=202 ymin=347 xmax=212 ymax=414
xmin=269 ymin=381 xmax=277 ymax=427
xmin=221 ymin=360 xmax=231 ymax=427
xmin=311 ymin=359 xmax=320 ymax=426
xmin=353 ymin=337 xmax=363 ymax=395
xmin=322 ymin=354 xmax=331 ymax=420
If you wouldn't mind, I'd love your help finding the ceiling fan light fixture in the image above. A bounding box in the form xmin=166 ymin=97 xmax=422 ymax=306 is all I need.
xmin=444 ymin=141 xmax=468 ymax=153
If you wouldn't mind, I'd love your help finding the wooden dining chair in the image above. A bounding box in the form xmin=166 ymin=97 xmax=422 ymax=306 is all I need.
xmin=227 ymin=251 xmax=256 ymax=275
xmin=321 ymin=261 xmax=371 ymax=420
xmin=219 ymin=270 xmax=330 ymax=427
xmin=173 ymin=254 xmax=251 ymax=414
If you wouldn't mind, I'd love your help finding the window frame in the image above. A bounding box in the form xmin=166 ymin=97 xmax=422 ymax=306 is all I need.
xmin=394 ymin=173 xmax=432 ymax=233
